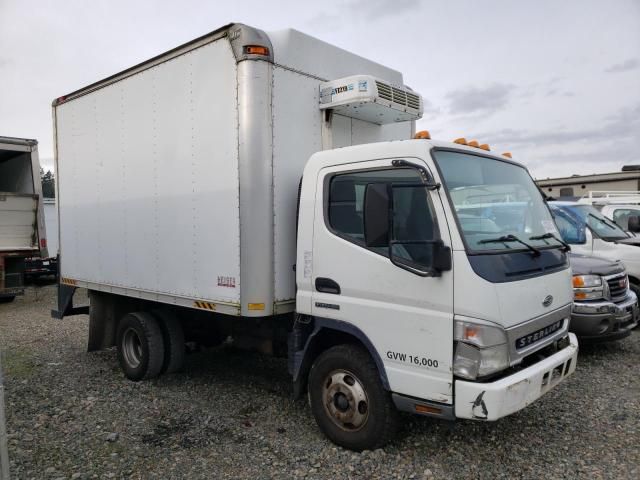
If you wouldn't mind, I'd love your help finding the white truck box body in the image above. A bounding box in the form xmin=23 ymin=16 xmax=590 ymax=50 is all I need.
xmin=0 ymin=137 xmax=46 ymax=255
xmin=54 ymin=24 xmax=416 ymax=316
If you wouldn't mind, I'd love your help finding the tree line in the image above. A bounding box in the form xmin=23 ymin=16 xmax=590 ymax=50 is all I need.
xmin=40 ymin=168 xmax=55 ymax=198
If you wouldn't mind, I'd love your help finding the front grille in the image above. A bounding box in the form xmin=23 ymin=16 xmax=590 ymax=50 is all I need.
xmin=606 ymin=274 xmax=628 ymax=302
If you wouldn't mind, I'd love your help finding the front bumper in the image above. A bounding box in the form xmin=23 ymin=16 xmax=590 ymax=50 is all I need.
xmin=570 ymin=292 xmax=638 ymax=341
xmin=454 ymin=333 xmax=578 ymax=421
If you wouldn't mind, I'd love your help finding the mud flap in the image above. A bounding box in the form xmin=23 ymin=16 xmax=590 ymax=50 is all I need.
xmin=51 ymin=283 xmax=89 ymax=319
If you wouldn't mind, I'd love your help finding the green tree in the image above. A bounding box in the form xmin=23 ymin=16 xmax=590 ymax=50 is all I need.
xmin=40 ymin=168 xmax=55 ymax=198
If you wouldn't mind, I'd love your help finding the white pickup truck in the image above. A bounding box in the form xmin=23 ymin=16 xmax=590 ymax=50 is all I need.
xmin=52 ymin=23 xmax=578 ymax=450
xmin=578 ymin=191 xmax=640 ymax=232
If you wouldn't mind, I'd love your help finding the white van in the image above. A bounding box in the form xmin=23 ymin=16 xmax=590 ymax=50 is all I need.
xmin=550 ymin=201 xmax=640 ymax=298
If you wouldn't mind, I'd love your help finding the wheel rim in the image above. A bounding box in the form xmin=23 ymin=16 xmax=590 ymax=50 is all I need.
xmin=122 ymin=328 xmax=143 ymax=368
xmin=322 ymin=369 xmax=369 ymax=431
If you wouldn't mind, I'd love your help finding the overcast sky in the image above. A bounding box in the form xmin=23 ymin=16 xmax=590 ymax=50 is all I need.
xmin=1 ymin=0 xmax=639 ymax=179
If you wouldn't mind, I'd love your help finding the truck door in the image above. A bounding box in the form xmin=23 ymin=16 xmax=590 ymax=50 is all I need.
xmin=311 ymin=159 xmax=454 ymax=404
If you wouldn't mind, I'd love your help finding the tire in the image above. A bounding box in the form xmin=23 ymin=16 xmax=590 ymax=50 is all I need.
xmin=152 ymin=310 xmax=185 ymax=374
xmin=0 ymin=296 xmax=15 ymax=303
xmin=308 ymin=344 xmax=398 ymax=451
xmin=116 ymin=312 xmax=165 ymax=381
xmin=630 ymin=282 xmax=640 ymax=329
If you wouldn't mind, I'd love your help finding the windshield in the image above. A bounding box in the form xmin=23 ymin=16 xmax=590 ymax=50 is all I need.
xmin=552 ymin=204 xmax=629 ymax=241
xmin=434 ymin=150 xmax=559 ymax=252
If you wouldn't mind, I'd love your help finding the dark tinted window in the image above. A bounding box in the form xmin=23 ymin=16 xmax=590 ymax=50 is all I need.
xmin=327 ymin=168 xmax=437 ymax=262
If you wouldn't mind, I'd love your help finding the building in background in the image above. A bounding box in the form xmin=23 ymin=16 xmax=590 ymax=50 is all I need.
xmin=537 ymin=166 xmax=640 ymax=198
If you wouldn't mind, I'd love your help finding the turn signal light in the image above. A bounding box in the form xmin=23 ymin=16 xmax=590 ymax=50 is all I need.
xmin=502 ymin=152 xmax=512 ymax=158
xmin=453 ymin=137 xmax=467 ymax=145
xmin=415 ymin=404 xmax=442 ymax=415
xmin=463 ymin=325 xmax=480 ymax=340
xmin=479 ymin=144 xmax=490 ymax=151
xmin=414 ymin=130 xmax=431 ymax=139
xmin=572 ymin=276 xmax=585 ymax=288
xmin=244 ymin=45 xmax=270 ymax=56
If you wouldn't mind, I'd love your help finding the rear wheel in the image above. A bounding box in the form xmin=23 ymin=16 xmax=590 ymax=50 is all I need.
xmin=116 ymin=312 xmax=165 ymax=381
xmin=153 ymin=310 xmax=185 ymax=374
xmin=308 ymin=344 xmax=398 ymax=451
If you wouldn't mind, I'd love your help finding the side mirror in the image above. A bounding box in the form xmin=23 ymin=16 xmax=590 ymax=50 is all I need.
xmin=363 ymin=183 xmax=390 ymax=247
xmin=390 ymin=239 xmax=451 ymax=277
xmin=364 ymin=181 xmax=452 ymax=276
xmin=628 ymin=215 xmax=640 ymax=233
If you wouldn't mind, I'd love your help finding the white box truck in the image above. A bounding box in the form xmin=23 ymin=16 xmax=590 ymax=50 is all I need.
xmin=0 ymin=136 xmax=48 ymax=301
xmin=53 ymin=23 xmax=578 ymax=450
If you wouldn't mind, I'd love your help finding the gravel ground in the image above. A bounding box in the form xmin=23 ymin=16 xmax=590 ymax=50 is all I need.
xmin=0 ymin=284 xmax=638 ymax=479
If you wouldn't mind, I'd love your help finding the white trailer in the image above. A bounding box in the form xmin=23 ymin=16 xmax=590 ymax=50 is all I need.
xmin=0 ymin=136 xmax=48 ymax=301
xmin=54 ymin=23 xmax=578 ymax=451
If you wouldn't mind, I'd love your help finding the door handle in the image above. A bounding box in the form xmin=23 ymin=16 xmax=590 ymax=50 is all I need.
xmin=315 ymin=277 xmax=341 ymax=295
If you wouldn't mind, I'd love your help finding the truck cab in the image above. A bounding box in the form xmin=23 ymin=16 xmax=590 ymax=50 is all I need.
xmin=294 ymin=138 xmax=578 ymax=446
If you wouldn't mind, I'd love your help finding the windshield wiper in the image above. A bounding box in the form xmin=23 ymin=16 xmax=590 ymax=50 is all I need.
xmin=478 ymin=234 xmax=541 ymax=256
xmin=588 ymin=213 xmax=618 ymax=230
xmin=529 ymin=233 xmax=571 ymax=252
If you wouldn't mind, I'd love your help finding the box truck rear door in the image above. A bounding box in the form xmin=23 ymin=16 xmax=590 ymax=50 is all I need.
xmin=0 ymin=194 xmax=38 ymax=251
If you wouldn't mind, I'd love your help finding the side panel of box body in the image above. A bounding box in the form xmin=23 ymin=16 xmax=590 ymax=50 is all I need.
xmin=272 ymin=66 xmax=322 ymax=305
xmin=55 ymin=38 xmax=242 ymax=307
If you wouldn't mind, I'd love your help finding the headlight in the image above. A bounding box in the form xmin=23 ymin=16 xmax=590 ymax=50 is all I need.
xmin=572 ymin=275 xmax=602 ymax=288
xmin=572 ymin=275 xmax=605 ymax=301
xmin=453 ymin=319 xmax=509 ymax=380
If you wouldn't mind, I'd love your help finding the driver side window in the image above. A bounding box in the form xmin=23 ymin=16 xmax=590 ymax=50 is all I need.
xmin=327 ymin=167 xmax=437 ymax=265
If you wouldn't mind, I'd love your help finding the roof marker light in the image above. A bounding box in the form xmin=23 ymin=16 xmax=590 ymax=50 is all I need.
xmin=414 ymin=130 xmax=431 ymax=139
xmin=244 ymin=45 xmax=270 ymax=56
xmin=479 ymin=144 xmax=490 ymax=151
xmin=453 ymin=137 xmax=467 ymax=145
xmin=467 ymin=140 xmax=479 ymax=148
xmin=502 ymin=152 xmax=512 ymax=158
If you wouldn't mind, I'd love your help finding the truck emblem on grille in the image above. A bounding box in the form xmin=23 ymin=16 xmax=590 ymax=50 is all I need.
xmin=542 ymin=295 xmax=553 ymax=307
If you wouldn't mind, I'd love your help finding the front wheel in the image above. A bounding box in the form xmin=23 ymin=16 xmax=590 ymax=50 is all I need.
xmin=308 ymin=344 xmax=398 ymax=451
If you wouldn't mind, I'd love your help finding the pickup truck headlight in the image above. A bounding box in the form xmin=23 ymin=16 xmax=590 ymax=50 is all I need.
xmin=572 ymin=275 xmax=605 ymax=301
xmin=453 ymin=319 xmax=509 ymax=380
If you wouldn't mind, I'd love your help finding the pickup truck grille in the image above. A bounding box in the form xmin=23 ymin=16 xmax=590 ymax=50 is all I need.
xmin=606 ymin=273 xmax=628 ymax=302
